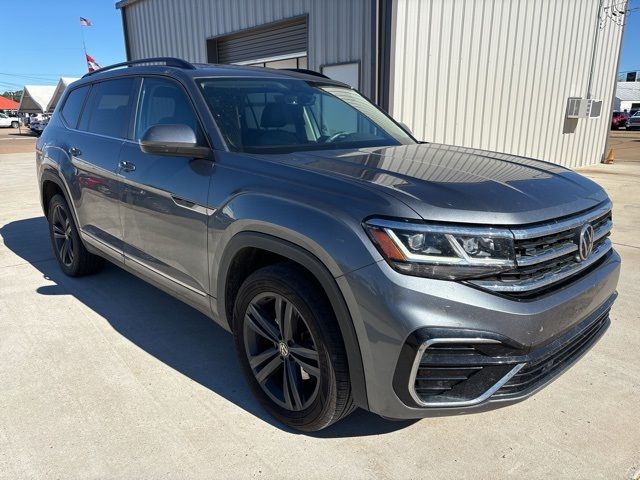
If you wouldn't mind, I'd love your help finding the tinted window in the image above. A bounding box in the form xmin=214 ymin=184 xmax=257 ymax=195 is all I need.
xmin=135 ymin=77 xmax=202 ymax=142
xmin=198 ymin=78 xmax=414 ymax=153
xmin=60 ymin=86 xmax=89 ymax=128
xmin=78 ymin=78 xmax=135 ymax=138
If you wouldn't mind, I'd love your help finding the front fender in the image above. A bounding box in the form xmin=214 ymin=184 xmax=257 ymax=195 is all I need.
xmin=209 ymin=191 xmax=383 ymax=285
xmin=210 ymin=193 xmax=386 ymax=410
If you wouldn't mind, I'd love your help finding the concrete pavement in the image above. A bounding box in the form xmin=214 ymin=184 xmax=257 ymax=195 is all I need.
xmin=0 ymin=151 xmax=639 ymax=479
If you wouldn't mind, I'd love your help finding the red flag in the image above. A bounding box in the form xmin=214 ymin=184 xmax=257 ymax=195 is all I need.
xmin=80 ymin=17 xmax=92 ymax=26
xmin=86 ymin=54 xmax=101 ymax=72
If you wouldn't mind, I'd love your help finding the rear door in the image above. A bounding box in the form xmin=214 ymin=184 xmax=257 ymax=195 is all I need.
xmin=66 ymin=78 xmax=136 ymax=256
xmin=118 ymin=76 xmax=213 ymax=301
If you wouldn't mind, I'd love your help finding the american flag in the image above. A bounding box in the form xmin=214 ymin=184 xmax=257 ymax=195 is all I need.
xmin=80 ymin=17 xmax=92 ymax=27
xmin=86 ymin=54 xmax=101 ymax=72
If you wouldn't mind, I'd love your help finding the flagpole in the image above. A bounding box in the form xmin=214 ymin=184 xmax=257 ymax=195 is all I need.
xmin=79 ymin=18 xmax=87 ymax=71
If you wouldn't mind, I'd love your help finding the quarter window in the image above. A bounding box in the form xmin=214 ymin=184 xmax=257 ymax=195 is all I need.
xmin=78 ymin=78 xmax=135 ymax=138
xmin=60 ymin=86 xmax=89 ymax=128
xmin=134 ymin=77 xmax=202 ymax=142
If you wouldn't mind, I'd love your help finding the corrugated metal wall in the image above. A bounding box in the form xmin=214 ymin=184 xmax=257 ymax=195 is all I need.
xmin=390 ymin=0 xmax=625 ymax=167
xmin=123 ymin=0 xmax=373 ymax=98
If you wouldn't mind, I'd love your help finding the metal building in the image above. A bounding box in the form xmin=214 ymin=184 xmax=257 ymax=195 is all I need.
xmin=116 ymin=0 xmax=627 ymax=168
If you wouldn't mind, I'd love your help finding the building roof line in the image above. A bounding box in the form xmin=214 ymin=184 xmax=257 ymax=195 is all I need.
xmin=115 ymin=0 xmax=143 ymax=10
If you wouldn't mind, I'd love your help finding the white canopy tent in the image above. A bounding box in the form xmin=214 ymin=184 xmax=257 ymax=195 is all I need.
xmin=46 ymin=77 xmax=80 ymax=113
xmin=18 ymin=85 xmax=57 ymax=113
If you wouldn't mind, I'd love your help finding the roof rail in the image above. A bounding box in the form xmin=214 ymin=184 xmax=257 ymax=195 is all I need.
xmin=82 ymin=57 xmax=195 ymax=78
xmin=283 ymin=68 xmax=330 ymax=80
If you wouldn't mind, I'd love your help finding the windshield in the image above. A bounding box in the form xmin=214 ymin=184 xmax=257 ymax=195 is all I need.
xmin=198 ymin=78 xmax=415 ymax=153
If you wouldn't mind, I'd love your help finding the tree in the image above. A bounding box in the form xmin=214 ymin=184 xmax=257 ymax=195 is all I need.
xmin=1 ymin=90 xmax=23 ymax=102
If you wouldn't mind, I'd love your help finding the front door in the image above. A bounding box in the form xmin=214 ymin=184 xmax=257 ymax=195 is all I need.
xmin=118 ymin=76 xmax=212 ymax=302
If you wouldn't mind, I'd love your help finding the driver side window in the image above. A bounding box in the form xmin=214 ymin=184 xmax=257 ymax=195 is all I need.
xmin=135 ymin=77 xmax=203 ymax=143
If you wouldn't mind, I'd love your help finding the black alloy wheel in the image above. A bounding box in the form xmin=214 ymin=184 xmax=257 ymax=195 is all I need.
xmin=51 ymin=203 xmax=75 ymax=268
xmin=243 ymin=292 xmax=321 ymax=411
xmin=233 ymin=263 xmax=355 ymax=431
xmin=47 ymin=194 xmax=103 ymax=277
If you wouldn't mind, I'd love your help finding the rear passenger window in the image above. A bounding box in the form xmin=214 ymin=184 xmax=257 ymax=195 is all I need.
xmin=78 ymin=78 xmax=135 ymax=138
xmin=60 ymin=86 xmax=88 ymax=128
xmin=134 ymin=77 xmax=203 ymax=142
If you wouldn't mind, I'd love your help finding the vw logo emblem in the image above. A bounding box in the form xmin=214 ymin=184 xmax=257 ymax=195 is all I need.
xmin=278 ymin=341 xmax=290 ymax=358
xmin=577 ymin=223 xmax=595 ymax=262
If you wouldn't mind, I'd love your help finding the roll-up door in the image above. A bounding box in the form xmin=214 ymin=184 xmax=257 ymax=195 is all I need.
xmin=207 ymin=16 xmax=307 ymax=65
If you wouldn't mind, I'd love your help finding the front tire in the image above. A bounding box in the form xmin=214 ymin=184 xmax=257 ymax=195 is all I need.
xmin=11 ymin=121 xmax=19 ymax=128
xmin=233 ymin=263 xmax=354 ymax=431
xmin=47 ymin=194 xmax=103 ymax=277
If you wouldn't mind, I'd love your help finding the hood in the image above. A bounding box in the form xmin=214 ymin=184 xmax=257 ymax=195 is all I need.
xmin=282 ymin=143 xmax=609 ymax=225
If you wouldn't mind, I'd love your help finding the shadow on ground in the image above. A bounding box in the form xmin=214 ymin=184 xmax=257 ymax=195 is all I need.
xmin=1 ymin=216 xmax=416 ymax=438
xmin=8 ymin=131 xmax=38 ymax=137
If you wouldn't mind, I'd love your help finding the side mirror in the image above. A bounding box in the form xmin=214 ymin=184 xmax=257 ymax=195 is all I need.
xmin=139 ymin=124 xmax=210 ymax=159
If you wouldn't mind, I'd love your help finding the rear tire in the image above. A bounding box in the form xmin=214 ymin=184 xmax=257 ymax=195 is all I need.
xmin=47 ymin=194 xmax=103 ymax=277
xmin=11 ymin=121 xmax=19 ymax=128
xmin=233 ymin=263 xmax=354 ymax=431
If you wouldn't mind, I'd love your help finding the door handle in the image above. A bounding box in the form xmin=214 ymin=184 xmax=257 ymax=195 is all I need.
xmin=69 ymin=147 xmax=81 ymax=157
xmin=119 ymin=160 xmax=136 ymax=172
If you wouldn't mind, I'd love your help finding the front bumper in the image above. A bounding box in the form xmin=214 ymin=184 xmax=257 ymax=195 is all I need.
xmin=338 ymin=249 xmax=621 ymax=419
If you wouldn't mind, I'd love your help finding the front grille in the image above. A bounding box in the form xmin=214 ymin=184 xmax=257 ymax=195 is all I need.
xmin=404 ymin=298 xmax=614 ymax=408
xmin=495 ymin=311 xmax=610 ymax=397
xmin=470 ymin=202 xmax=613 ymax=295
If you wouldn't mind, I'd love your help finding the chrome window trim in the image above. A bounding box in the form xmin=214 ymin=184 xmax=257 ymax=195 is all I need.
xmin=408 ymin=337 xmax=525 ymax=408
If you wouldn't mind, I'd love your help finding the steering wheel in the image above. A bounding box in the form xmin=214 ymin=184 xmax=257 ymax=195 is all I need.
xmin=324 ymin=131 xmax=350 ymax=143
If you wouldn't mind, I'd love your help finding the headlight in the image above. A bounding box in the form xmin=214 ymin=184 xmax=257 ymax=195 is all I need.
xmin=364 ymin=219 xmax=515 ymax=280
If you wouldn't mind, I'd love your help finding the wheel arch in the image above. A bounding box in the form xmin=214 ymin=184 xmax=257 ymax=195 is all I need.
xmin=217 ymin=231 xmax=369 ymax=409
xmin=40 ymin=170 xmax=78 ymax=224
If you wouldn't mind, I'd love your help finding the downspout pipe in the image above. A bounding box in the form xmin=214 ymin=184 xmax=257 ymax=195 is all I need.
xmin=586 ymin=0 xmax=606 ymax=98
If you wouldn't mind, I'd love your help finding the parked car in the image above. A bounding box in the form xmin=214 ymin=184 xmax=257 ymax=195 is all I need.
xmin=611 ymin=110 xmax=629 ymax=129
xmin=626 ymin=111 xmax=640 ymax=130
xmin=29 ymin=118 xmax=48 ymax=136
xmin=36 ymin=58 xmax=620 ymax=431
xmin=0 ymin=112 xmax=20 ymax=128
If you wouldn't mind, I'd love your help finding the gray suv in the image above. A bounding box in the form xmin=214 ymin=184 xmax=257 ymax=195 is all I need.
xmin=36 ymin=58 xmax=620 ymax=431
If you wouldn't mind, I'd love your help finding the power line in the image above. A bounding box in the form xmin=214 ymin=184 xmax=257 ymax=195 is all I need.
xmin=0 ymin=73 xmax=71 ymax=83
xmin=0 ymin=72 xmax=77 ymax=77
xmin=0 ymin=80 xmax=25 ymax=88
